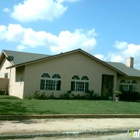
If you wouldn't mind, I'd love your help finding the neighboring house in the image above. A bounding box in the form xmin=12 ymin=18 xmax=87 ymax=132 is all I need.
xmin=0 ymin=49 xmax=140 ymax=99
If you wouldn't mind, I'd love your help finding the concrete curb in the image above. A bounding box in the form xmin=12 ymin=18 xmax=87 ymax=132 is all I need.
xmin=0 ymin=130 xmax=128 ymax=139
xmin=0 ymin=114 xmax=140 ymax=120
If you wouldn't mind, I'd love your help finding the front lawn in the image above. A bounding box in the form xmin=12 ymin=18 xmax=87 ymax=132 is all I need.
xmin=0 ymin=95 xmax=140 ymax=115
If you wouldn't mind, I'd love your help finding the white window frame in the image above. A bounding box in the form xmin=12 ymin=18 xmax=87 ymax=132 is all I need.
xmin=40 ymin=73 xmax=61 ymax=91
xmin=71 ymin=75 xmax=89 ymax=92
xmin=119 ymin=79 xmax=137 ymax=92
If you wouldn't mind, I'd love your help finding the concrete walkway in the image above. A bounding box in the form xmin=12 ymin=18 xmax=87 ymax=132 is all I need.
xmin=0 ymin=118 xmax=140 ymax=139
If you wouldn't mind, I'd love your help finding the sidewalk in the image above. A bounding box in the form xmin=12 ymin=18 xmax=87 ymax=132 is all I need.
xmin=0 ymin=118 xmax=140 ymax=139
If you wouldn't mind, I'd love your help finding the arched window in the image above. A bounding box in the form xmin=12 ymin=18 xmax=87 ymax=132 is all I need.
xmin=131 ymin=80 xmax=137 ymax=92
xmin=72 ymin=75 xmax=80 ymax=80
xmin=52 ymin=74 xmax=61 ymax=79
xmin=52 ymin=74 xmax=61 ymax=90
xmin=40 ymin=73 xmax=61 ymax=91
xmin=132 ymin=80 xmax=137 ymax=84
xmin=81 ymin=76 xmax=89 ymax=80
xmin=71 ymin=75 xmax=89 ymax=92
xmin=41 ymin=73 xmax=50 ymax=78
xmin=119 ymin=79 xmax=128 ymax=91
xmin=119 ymin=79 xmax=137 ymax=92
xmin=120 ymin=79 xmax=126 ymax=83
xmin=40 ymin=73 xmax=50 ymax=90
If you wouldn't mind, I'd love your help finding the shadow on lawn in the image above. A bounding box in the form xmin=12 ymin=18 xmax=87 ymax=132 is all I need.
xmin=0 ymin=101 xmax=28 ymax=115
xmin=0 ymin=101 xmax=60 ymax=115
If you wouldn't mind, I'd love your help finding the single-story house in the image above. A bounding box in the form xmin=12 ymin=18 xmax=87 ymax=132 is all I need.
xmin=0 ymin=49 xmax=140 ymax=99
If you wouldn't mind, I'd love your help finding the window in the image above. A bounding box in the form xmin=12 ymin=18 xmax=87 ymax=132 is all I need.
xmin=71 ymin=75 xmax=89 ymax=92
xmin=81 ymin=76 xmax=89 ymax=80
xmin=120 ymin=79 xmax=126 ymax=84
xmin=4 ymin=73 xmax=8 ymax=78
xmin=132 ymin=80 xmax=137 ymax=84
xmin=131 ymin=80 xmax=137 ymax=92
xmin=119 ymin=79 xmax=137 ymax=92
xmin=72 ymin=75 xmax=80 ymax=80
xmin=41 ymin=73 xmax=50 ymax=78
xmin=52 ymin=74 xmax=61 ymax=79
xmin=40 ymin=73 xmax=61 ymax=91
xmin=40 ymin=79 xmax=45 ymax=90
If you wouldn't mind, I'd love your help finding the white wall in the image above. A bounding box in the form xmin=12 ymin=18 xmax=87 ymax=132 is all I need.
xmin=9 ymin=67 xmax=24 ymax=98
xmin=0 ymin=57 xmax=11 ymax=78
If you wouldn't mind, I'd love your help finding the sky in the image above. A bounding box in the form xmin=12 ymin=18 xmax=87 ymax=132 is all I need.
xmin=0 ymin=0 xmax=140 ymax=69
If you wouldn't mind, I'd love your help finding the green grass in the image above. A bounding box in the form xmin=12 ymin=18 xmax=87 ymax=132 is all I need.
xmin=0 ymin=95 xmax=140 ymax=115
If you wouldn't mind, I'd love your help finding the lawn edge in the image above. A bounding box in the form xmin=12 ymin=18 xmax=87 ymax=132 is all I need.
xmin=0 ymin=114 xmax=140 ymax=120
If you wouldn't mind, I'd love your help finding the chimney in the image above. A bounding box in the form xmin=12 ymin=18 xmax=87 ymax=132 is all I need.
xmin=126 ymin=57 xmax=134 ymax=68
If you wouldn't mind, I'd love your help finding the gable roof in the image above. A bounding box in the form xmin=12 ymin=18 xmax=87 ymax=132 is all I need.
xmin=1 ymin=49 xmax=140 ymax=77
xmin=107 ymin=62 xmax=140 ymax=77
xmin=5 ymin=49 xmax=127 ymax=76
xmin=0 ymin=50 xmax=49 ymax=65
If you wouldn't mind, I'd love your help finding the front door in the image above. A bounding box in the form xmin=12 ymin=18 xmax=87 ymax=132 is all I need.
xmin=101 ymin=75 xmax=114 ymax=95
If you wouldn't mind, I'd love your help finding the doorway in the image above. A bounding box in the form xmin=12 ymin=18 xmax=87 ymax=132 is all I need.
xmin=101 ymin=75 xmax=114 ymax=95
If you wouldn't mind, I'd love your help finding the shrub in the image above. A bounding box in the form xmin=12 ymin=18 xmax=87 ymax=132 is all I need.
xmin=48 ymin=93 xmax=55 ymax=99
xmin=59 ymin=90 xmax=100 ymax=100
xmin=26 ymin=90 xmax=102 ymax=100
xmin=60 ymin=90 xmax=72 ymax=99
xmin=71 ymin=94 xmax=84 ymax=99
xmin=85 ymin=90 xmax=100 ymax=100
xmin=99 ymin=95 xmax=109 ymax=100
xmin=119 ymin=91 xmax=140 ymax=101
xmin=25 ymin=91 xmax=47 ymax=100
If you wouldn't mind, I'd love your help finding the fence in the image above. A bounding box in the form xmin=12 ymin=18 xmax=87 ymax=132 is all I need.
xmin=0 ymin=78 xmax=9 ymax=95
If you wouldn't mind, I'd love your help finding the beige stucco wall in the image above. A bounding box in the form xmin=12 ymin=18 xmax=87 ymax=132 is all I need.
xmin=23 ymin=52 xmax=117 ymax=98
xmin=0 ymin=55 xmax=24 ymax=98
xmin=0 ymin=57 xmax=11 ymax=78
xmin=117 ymin=76 xmax=140 ymax=92
xmin=9 ymin=67 xmax=24 ymax=98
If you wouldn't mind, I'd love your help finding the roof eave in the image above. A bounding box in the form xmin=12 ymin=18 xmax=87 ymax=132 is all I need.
xmin=80 ymin=51 xmax=127 ymax=76
xmin=0 ymin=50 xmax=14 ymax=66
xmin=6 ymin=49 xmax=82 ymax=69
xmin=6 ymin=49 xmax=127 ymax=76
xmin=0 ymin=51 xmax=5 ymax=65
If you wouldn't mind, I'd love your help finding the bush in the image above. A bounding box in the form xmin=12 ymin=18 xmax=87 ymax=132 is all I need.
xmin=119 ymin=91 xmax=140 ymax=101
xmin=25 ymin=91 xmax=47 ymax=100
xmin=26 ymin=90 xmax=102 ymax=100
xmin=59 ymin=90 xmax=100 ymax=100
xmin=71 ymin=94 xmax=82 ymax=99
xmin=48 ymin=93 xmax=55 ymax=99
xmin=85 ymin=90 xmax=100 ymax=100
xmin=60 ymin=90 xmax=72 ymax=99
xmin=99 ymin=95 xmax=109 ymax=100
